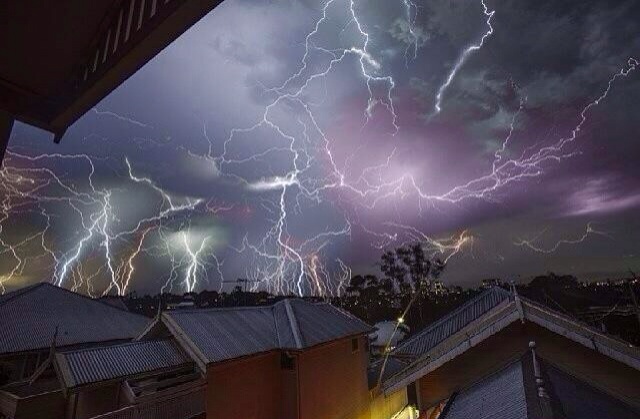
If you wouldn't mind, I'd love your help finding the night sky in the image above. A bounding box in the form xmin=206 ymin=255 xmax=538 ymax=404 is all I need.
xmin=2 ymin=0 xmax=640 ymax=296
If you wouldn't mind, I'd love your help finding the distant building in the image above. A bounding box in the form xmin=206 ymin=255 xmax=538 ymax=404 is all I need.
xmin=167 ymin=294 xmax=196 ymax=310
xmin=480 ymin=278 xmax=503 ymax=289
xmin=369 ymin=321 xmax=410 ymax=355
xmin=431 ymin=281 xmax=448 ymax=296
xmin=374 ymin=287 xmax=640 ymax=418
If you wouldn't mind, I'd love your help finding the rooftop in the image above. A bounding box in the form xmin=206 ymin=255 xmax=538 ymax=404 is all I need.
xmin=394 ymin=287 xmax=512 ymax=358
xmin=0 ymin=283 xmax=149 ymax=355
xmin=55 ymin=339 xmax=192 ymax=390
xmin=163 ymin=298 xmax=372 ymax=364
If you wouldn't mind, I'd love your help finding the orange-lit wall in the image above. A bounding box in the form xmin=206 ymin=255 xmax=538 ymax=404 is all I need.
xmin=297 ymin=336 xmax=371 ymax=419
xmin=205 ymin=352 xmax=283 ymax=419
xmin=206 ymin=352 xmax=281 ymax=419
xmin=204 ymin=335 xmax=371 ymax=419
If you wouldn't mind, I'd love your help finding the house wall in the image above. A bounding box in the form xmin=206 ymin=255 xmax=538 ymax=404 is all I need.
xmin=370 ymin=387 xmax=407 ymax=419
xmin=73 ymin=384 xmax=120 ymax=419
xmin=0 ymin=389 xmax=65 ymax=419
xmin=416 ymin=321 xmax=640 ymax=410
xmin=297 ymin=336 xmax=370 ymax=419
xmin=205 ymin=352 xmax=283 ymax=419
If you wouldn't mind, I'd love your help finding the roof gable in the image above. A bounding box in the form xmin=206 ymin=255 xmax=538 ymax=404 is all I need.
xmin=0 ymin=283 xmax=150 ymax=354
xmin=383 ymin=287 xmax=640 ymax=393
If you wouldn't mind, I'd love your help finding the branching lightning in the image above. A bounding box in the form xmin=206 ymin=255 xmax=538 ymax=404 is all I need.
xmin=0 ymin=0 xmax=636 ymax=297
xmin=515 ymin=222 xmax=611 ymax=254
xmin=431 ymin=0 xmax=495 ymax=118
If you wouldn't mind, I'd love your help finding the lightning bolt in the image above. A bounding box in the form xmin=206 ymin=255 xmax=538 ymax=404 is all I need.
xmin=430 ymin=0 xmax=495 ymax=118
xmin=515 ymin=222 xmax=611 ymax=254
xmin=0 ymin=0 xmax=636 ymax=299
xmin=401 ymin=0 xmax=420 ymax=65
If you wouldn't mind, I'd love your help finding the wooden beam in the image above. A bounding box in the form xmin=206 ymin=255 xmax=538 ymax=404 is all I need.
xmin=0 ymin=109 xmax=15 ymax=166
xmin=50 ymin=0 xmax=225 ymax=132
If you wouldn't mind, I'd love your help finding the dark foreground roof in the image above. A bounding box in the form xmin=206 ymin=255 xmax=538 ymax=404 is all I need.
xmin=440 ymin=355 xmax=640 ymax=419
xmin=384 ymin=286 xmax=640 ymax=393
xmin=163 ymin=299 xmax=372 ymax=364
xmin=56 ymin=339 xmax=192 ymax=390
xmin=0 ymin=283 xmax=149 ymax=354
xmin=441 ymin=360 xmax=528 ymax=419
xmin=0 ymin=0 xmax=224 ymax=142
xmin=394 ymin=287 xmax=511 ymax=358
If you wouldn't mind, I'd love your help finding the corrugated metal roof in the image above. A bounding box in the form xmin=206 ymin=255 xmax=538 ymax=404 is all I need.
xmin=440 ymin=355 xmax=640 ymax=419
xmin=0 ymin=283 xmax=150 ymax=354
xmin=289 ymin=299 xmax=372 ymax=348
xmin=167 ymin=306 xmax=280 ymax=363
xmin=165 ymin=299 xmax=371 ymax=364
xmin=394 ymin=287 xmax=511 ymax=358
xmin=56 ymin=339 xmax=192 ymax=389
xmin=441 ymin=360 xmax=528 ymax=419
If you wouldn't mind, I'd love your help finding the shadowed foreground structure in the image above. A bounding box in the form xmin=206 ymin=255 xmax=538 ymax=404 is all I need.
xmin=0 ymin=0 xmax=225 ymax=160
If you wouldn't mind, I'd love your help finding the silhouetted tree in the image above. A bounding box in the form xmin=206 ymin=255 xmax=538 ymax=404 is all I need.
xmin=380 ymin=243 xmax=446 ymax=324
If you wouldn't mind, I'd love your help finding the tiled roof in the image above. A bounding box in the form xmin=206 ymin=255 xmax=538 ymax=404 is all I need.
xmin=394 ymin=287 xmax=511 ymax=358
xmin=56 ymin=339 xmax=192 ymax=390
xmin=164 ymin=299 xmax=371 ymax=364
xmin=0 ymin=283 xmax=150 ymax=354
xmin=440 ymin=360 xmax=528 ymax=419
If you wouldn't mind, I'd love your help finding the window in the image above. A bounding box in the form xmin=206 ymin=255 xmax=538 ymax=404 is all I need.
xmin=280 ymin=352 xmax=296 ymax=370
xmin=351 ymin=337 xmax=359 ymax=353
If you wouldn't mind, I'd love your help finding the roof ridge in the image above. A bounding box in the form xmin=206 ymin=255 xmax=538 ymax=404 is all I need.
xmin=168 ymin=304 xmax=274 ymax=314
xmin=45 ymin=283 xmax=148 ymax=318
xmin=283 ymin=299 xmax=303 ymax=349
xmin=395 ymin=287 xmax=511 ymax=351
xmin=0 ymin=282 xmax=47 ymax=305
xmin=2 ymin=282 xmax=148 ymax=319
xmin=325 ymin=302 xmax=372 ymax=328
xmin=520 ymin=295 xmax=639 ymax=350
xmin=59 ymin=338 xmax=173 ymax=355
